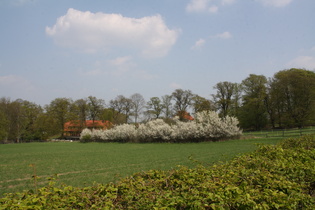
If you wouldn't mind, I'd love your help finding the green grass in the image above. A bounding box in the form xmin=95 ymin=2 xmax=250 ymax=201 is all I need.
xmin=0 ymin=138 xmax=282 ymax=196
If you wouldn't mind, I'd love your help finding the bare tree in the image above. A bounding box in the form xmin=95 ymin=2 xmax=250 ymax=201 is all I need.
xmin=161 ymin=94 xmax=173 ymax=118
xmin=130 ymin=93 xmax=145 ymax=123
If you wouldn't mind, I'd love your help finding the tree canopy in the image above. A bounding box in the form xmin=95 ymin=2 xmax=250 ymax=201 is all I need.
xmin=1 ymin=68 xmax=315 ymax=142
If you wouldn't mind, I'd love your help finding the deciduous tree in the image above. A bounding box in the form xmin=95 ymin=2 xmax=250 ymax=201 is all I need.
xmin=130 ymin=93 xmax=145 ymax=123
xmin=161 ymin=95 xmax=173 ymax=119
xmin=146 ymin=97 xmax=164 ymax=119
xmin=239 ymin=74 xmax=268 ymax=130
xmin=171 ymin=89 xmax=194 ymax=121
xmin=45 ymin=98 xmax=74 ymax=138
xmin=87 ymin=96 xmax=105 ymax=124
xmin=212 ymin=81 xmax=238 ymax=118
xmin=269 ymin=68 xmax=315 ymax=127
xmin=192 ymin=95 xmax=214 ymax=114
xmin=109 ymin=95 xmax=133 ymax=124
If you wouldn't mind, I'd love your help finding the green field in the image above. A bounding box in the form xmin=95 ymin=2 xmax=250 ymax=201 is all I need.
xmin=0 ymin=138 xmax=282 ymax=196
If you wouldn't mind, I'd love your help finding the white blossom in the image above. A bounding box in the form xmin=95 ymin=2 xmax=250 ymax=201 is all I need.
xmin=80 ymin=111 xmax=242 ymax=142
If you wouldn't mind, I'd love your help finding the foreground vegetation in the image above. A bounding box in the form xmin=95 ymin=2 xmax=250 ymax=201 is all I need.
xmin=1 ymin=135 xmax=314 ymax=209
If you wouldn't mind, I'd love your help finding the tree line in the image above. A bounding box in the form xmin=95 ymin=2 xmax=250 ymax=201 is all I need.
xmin=1 ymin=68 xmax=314 ymax=142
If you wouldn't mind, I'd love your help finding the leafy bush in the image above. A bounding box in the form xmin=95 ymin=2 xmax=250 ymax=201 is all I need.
xmin=80 ymin=111 xmax=242 ymax=143
xmin=1 ymin=135 xmax=315 ymax=209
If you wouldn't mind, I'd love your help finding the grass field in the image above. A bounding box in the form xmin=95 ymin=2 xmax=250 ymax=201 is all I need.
xmin=0 ymin=137 xmax=282 ymax=196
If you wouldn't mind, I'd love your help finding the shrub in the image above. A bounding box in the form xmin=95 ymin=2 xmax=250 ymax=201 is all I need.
xmin=79 ymin=129 xmax=92 ymax=143
xmin=80 ymin=111 xmax=242 ymax=143
xmin=137 ymin=119 xmax=173 ymax=142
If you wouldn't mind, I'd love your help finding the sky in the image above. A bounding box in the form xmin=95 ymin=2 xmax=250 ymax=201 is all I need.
xmin=0 ymin=0 xmax=315 ymax=106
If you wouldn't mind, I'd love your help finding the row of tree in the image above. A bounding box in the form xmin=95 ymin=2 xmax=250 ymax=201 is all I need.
xmin=0 ymin=68 xmax=314 ymax=142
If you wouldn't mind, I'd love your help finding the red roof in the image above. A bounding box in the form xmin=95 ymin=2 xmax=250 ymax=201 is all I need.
xmin=64 ymin=120 xmax=112 ymax=132
xmin=176 ymin=111 xmax=194 ymax=121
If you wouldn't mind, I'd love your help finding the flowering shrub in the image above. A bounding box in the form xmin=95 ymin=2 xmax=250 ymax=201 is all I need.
xmin=80 ymin=111 xmax=242 ymax=143
xmin=137 ymin=119 xmax=173 ymax=142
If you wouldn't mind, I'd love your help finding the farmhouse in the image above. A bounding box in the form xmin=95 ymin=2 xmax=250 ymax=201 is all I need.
xmin=176 ymin=111 xmax=194 ymax=121
xmin=64 ymin=120 xmax=112 ymax=138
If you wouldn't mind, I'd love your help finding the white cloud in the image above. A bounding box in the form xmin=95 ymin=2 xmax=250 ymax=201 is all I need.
xmin=46 ymin=8 xmax=179 ymax=58
xmin=191 ymin=38 xmax=206 ymax=50
xmin=170 ymin=82 xmax=182 ymax=89
xmin=107 ymin=56 xmax=137 ymax=76
xmin=212 ymin=31 xmax=232 ymax=39
xmin=186 ymin=0 xmax=209 ymax=13
xmin=221 ymin=0 xmax=236 ymax=5
xmin=287 ymin=56 xmax=315 ymax=70
xmin=10 ymin=0 xmax=36 ymax=6
xmin=82 ymin=69 xmax=103 ymax=76
xmin=0 ymin=75 xmax=35 ymax=95
xmin=208 ymin=6 xmax=219 ymax=13
xmin=256 ymin=0 xmax=293 ymax=7
xmin=133 ymin=70 xmax=158 ymax=80
xmin=186 ymin=0 xmax=235 ymax=14
xmin=108 ymin=56 xmax=132 ymax=67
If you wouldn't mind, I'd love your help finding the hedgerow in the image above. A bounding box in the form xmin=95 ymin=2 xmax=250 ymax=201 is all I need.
xmin=1 ymin=135 xmax=315 ymax=209
xmin=80 ymin=111 xmax=242 ymax=142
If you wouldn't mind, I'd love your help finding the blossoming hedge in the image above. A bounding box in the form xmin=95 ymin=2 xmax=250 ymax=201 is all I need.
xmin=80 ymin=111 xmax=242 ymax=143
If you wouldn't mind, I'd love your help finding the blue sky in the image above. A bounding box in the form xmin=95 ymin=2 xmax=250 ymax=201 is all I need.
xmin=0 ymin=0 xmax=314 ymax=106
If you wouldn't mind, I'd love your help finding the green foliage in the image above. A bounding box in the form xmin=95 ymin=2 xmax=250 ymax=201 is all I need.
xmin=268 ymin=68 xmax=315 ymax=128
xmin=239 ymin=74 xmax=268 ymax=130
xmin=1 ymin=135 xmax=315 ymax=209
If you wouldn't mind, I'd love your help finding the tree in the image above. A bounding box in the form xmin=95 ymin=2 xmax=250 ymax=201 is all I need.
xmin=73 ymin=98 xmax=88 ymax=129
xmin=146 ymin=97 xmax=164 ymax=119
xmin=6 ymin=99 xmax=29 ymax=142
xmin=122 ymin=97 xmax=134 ymax=123
xmin=269 ymin=68 xmax=315 ymax=127
xmin=19 ymin=100 xmax=43 ymax=141
xmin=192 ymin=95 xmax=214 ymax=114
xmin=100 ymin=108 xmax=115 ymax=123
xmin=171 ymin=89 xmax=194 ymax=121
xmin=161 ymin=95 xmax=173 ymax=119
xmin=212 ymin=82 xmax=238 ymax=118
xmin=0 ymin=97 xmax=11 ymax=142
xmin=130 ymin=93 xmax=145 ymax=123
xmin=264 ymin=79 xmax=278 ymax=128
xmin=0 ymin=98 xmax=43 ymax=142
xmin=239 ymin=74 xmax=268 ymax=130
xmin=87 ymin=96 xmax=105 ymax=124
xmin=109 ymin=95 xmax=133 ymax=124
xmin=45 ymin=98 xmax=74 ymax=138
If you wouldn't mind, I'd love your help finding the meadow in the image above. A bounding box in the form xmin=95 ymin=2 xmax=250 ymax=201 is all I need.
xmin=0 ymin=137 xmax=282 ymax=196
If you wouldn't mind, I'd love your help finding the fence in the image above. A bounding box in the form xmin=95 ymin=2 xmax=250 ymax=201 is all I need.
xmin=243 ymin=127 xmax=315 ymax=138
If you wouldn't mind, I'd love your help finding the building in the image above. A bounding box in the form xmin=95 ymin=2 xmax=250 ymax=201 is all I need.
xmin=176 ymin=111 xmax=194 ymax=121
xmin=63 ymin=120 xmax=112 ymax=138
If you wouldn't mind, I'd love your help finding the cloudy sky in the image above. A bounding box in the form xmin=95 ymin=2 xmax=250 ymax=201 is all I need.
xmin=0 ymin=0 xmax=314 ymax=105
